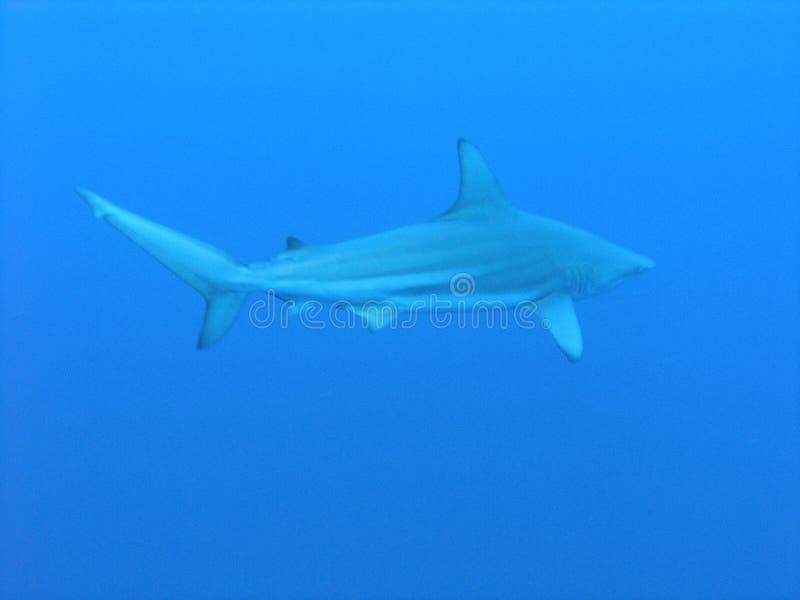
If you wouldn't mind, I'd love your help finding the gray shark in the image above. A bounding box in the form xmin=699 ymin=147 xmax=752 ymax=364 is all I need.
xmin=76 ymin=140 xmax=652 ymax=361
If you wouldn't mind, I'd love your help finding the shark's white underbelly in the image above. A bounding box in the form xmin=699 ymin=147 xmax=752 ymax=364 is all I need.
xmin=263 ymin=262 xmax=557 ymax=310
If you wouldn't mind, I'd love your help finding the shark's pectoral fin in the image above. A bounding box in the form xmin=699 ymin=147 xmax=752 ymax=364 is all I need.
xmin=537 ymin=293 xmax=583 ymax=362
xmin=437 ymin=140 xmax=511 ymax=220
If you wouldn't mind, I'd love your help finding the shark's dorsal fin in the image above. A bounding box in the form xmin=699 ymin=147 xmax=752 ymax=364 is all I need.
xmin=537 ymin=293 xmax=583 ymax=362
xmin=286 ymin=236 xmax=310 ymax=250
xmin=438 ymin=139 xmax=510 ymax=220
xmin=274 ymin=236 xmax=322 ymax=263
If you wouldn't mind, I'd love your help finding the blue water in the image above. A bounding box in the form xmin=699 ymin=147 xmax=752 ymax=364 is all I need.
xmin=2 ymin=2 xmax=798 ymax=598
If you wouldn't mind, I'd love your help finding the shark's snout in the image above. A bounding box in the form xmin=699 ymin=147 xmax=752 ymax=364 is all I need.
xmin=616 ymin=253 xmax=654 ymax=282
xmin=638 ymin=257 xmax=655 ymax=272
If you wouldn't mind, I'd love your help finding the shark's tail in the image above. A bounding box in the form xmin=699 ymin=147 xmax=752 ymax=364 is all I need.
xmin=75 ymin=187 xmax=258 ymax=349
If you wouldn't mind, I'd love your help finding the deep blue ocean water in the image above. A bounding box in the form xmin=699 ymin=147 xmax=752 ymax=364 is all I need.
xmin=2 ymin=2 xmax=798 ymax=598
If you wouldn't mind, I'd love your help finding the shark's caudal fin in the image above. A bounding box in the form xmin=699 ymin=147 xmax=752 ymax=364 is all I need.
xmin=75 ymin=187 xmax=254 ymax=348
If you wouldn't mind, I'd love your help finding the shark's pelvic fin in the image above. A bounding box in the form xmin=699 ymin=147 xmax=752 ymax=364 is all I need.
xmin=357 ymin=305 xmax=393 ymax=332
xmin=75 ymin=187 xmax=254 ymax=349
xmin=537 ymin=293 xmax=583 ymax=362
xmin=439 ymin=139 xmax=510 ymax=220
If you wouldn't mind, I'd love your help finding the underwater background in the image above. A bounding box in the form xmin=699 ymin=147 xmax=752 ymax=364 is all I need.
xmin=1 ymin=2 xmax=798 ymax=598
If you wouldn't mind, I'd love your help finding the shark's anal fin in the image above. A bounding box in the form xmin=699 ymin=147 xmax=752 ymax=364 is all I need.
xmin=437 ymin=139 xmax=510 ymax=220
xmin=537 ymin=293 xmax=583 ymax=362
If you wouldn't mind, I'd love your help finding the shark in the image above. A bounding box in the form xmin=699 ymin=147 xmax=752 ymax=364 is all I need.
xmin=76 ymin=140 xmax=653 ymax=361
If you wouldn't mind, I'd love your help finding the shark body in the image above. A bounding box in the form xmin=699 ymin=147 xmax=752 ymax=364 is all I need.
xmin=77 ymin=140 xmax=652 ymax=361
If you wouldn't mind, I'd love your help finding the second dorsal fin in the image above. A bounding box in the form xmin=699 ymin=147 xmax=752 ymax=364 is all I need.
xmin=286 ymin=236 xmax=310 ymax=250
xmin=275 ymin=236 xmax=322 ymax=262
